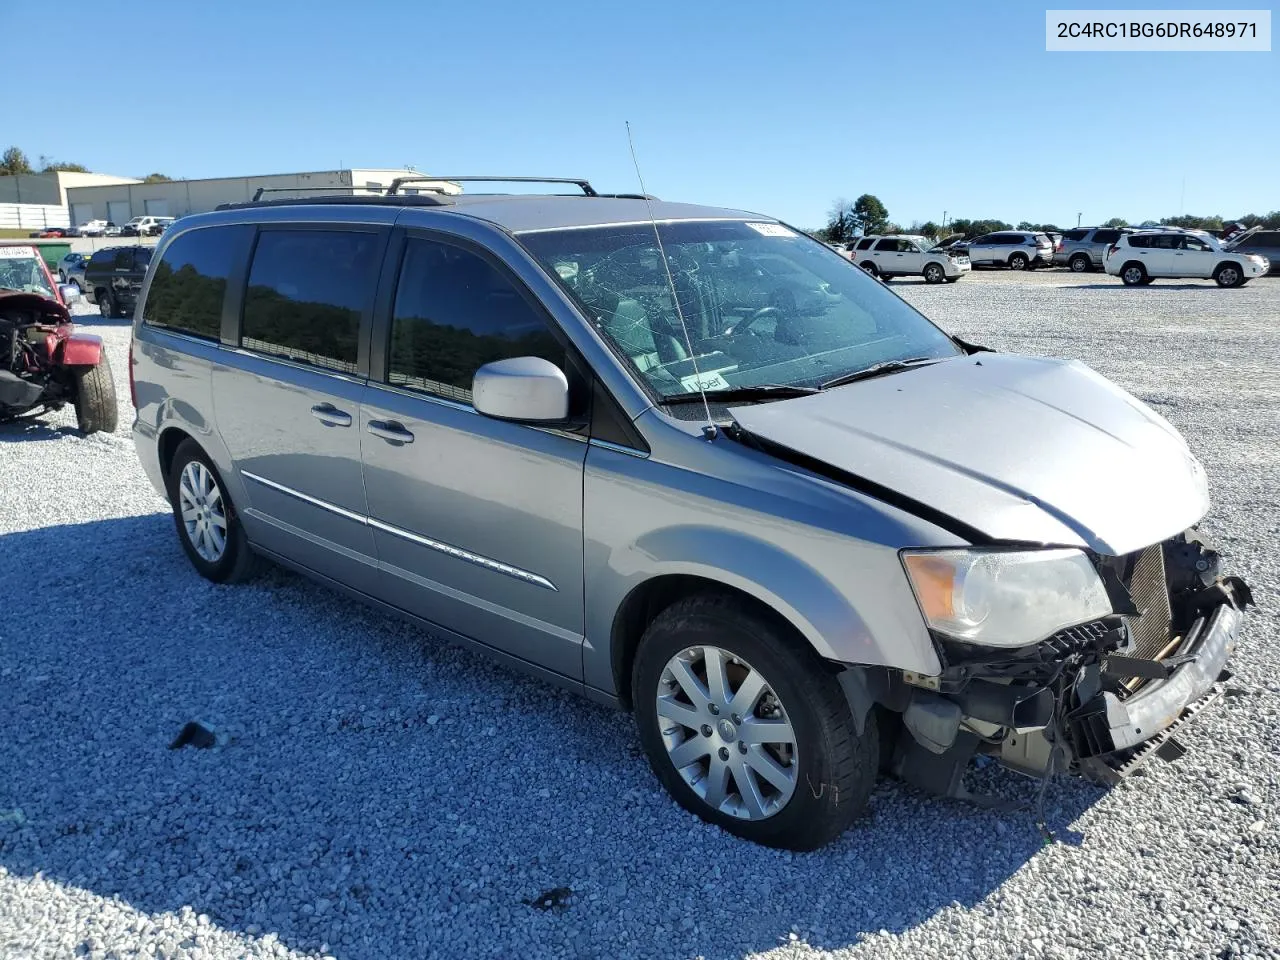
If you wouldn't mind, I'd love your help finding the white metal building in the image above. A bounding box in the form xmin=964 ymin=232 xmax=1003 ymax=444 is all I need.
xmin=63 ymin=169 xmax=458 ymax=225
xmin=0 ymin=171 xmax=141 ymax=207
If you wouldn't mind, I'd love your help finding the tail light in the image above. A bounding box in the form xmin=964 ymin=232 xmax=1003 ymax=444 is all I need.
xmin=1055 ymin=239 xmax=1064 ymax=251
xmin=128 ymin=341 xmax=137 ymax=408
xmin=1107 ymin=244 xmax=1120 ymax=258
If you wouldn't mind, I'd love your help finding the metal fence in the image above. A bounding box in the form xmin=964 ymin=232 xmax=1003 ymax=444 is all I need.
xmin=0 ymin=203 xmax=71 ymax=231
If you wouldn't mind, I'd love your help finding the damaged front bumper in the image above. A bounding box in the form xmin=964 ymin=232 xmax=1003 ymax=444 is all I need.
xmin=854 ymin=533 xmax=1254 ymax=803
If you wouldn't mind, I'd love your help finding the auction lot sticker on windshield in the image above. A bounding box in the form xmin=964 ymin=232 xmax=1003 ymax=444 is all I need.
xmin=0 ymin=246 xmax=39 ymax=258
xmin=1046 ymin=10 xmax=1270 ymax=51
xmin=745 ymin=223 xmax=798 ymax=238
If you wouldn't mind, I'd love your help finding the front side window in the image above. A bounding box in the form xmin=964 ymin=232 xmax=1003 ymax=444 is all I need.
xmin=241 ymin=229 xmax=379 ymax=374
xmin=1182 ymin=236 xmax=1211 ymax=251
xmin=387 ymin=237 xmax=563 ymax=404
xmin=520 ymin=220 xmax=961 ymax=401
xmin=144 ymin=225 xmax=249 ymax=340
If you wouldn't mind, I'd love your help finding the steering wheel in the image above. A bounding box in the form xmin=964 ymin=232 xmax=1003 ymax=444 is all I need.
xmin=724 ymin=305 xmax=781 ymax=338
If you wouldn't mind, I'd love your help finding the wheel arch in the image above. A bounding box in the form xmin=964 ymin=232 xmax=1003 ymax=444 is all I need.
xmin=609 ymin=574 xmax=824 ymax=711
xmin=157 ymin=424 xmax=196 ymax=481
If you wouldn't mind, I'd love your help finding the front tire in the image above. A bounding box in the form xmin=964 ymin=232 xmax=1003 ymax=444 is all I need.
xmin=633 ymin=594 xmax=878 ymax=850
xmin=73 ymin=353 xmax=119 ymax=435
xmin=1069 ymin=254 xmax=1091 ymax=273
xmin=1215 ymin=263 xmax=1244 ymax=287
xmin=923 ymin=263 xmax=945 ymax=284
xmin=1121 ymin=263 xmax=1148 ymax=286
xmin=166 ymin=439 xmax=258 ymax=584
xmin=1008 ymin=252 xmax=1028 ymax=270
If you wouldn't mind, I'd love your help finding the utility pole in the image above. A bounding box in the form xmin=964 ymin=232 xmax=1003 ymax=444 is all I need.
xmin=942 ymin=210 xmax=947 ymax=230
xmin=1077 ymin=212 xmax=1082 ymax=228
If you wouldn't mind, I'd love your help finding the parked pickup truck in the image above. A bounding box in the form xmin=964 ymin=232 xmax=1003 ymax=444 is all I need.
xmin=84 ymin=245 xmax=153 ymax=318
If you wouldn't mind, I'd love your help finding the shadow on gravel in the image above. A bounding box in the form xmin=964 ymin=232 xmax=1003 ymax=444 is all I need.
xmin=0 ymin=419 xmax=82 ymax=443
xmin=0 ymin=516 xmax=1107 ymax=960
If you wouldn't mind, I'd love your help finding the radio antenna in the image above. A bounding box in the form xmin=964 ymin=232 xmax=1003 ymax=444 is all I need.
xmin=625 ymin=121 xmax=717 ymax=439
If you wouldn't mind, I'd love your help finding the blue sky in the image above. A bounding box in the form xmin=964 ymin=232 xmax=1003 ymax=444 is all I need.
xmin=5 ymin=1 xmax=1275 ymax=228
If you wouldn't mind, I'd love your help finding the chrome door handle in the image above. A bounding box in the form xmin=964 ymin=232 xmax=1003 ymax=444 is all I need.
xmin=310 ymin=403 xmax=352 ymax=427
xmin=367 ymin=419 xmax=414 ymax=444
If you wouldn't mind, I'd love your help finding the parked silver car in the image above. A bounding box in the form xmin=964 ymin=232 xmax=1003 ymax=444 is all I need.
xmin=57 ymin=251 xmax=91 ymax=290
xmin=966 ymin=230 xmax=1054 ymax=269
xmin=130 ymin=183 xmax=1252 ymax=850
xmin=1224 ymin=229 xmax=1280 ymax=275
xmin=1053 ymin=227 xmax=1129 ymax=273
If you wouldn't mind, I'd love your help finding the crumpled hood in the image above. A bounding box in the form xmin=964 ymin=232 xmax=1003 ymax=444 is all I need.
xmin=730 ymin=354 xmax=1209 ymax=556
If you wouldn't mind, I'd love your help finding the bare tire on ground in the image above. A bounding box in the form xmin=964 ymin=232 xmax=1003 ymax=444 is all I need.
xmin=1121 ymin=263 xmax=1147 ymax=286
xmin=1008 ymin=252 xmax=1028 ymax=270
xmin=165 ymin=439 xmax=259 ymax=584
xmin=1215 ymin=263 xmax=1244 ymax=288
xmin=632 ymin=593 xmax=879 ymax=851
xmin=73 ymin=352 xmax=119 ymax=435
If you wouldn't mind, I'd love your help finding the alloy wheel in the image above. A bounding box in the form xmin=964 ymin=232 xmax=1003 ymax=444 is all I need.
xmin=925 ymin=265 xmax=943 ymax=283
xmin=1123 ymin=266 xmax=1144 ymax=285
xmin=1071 ymin=256 xmax=1089 ymax=272
xmin=178 ymin=461 xmax=228 ymax=562
xmin=655 ymin=645 xmax=798 ymax=821
xmin=1220 ymin=267 xmax=1240 ymax=287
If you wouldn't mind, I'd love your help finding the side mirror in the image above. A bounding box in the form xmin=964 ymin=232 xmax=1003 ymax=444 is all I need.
xmin=58 ymin=284 xmax=82 ymax=304
xmin=472 ymin=356 xmax=569 ymax=423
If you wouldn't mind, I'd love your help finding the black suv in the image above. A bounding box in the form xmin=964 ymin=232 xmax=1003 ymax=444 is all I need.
xmin=84 ymin=246 xmax=153 ymax=318
xmin=1224 ymin=230 xmax=1280 ymax=275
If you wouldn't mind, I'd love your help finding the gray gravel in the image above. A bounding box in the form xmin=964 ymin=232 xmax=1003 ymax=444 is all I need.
xmin=1 ymin=273 xmax=1278 ymax=960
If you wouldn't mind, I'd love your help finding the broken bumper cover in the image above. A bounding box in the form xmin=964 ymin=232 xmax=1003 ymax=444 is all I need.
xmin=1070 ymin=600 xmax=1241 ymax=765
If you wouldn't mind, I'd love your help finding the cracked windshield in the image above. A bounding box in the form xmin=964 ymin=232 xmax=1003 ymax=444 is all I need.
xmin=521 ymin=220 xmax=960 ymax=402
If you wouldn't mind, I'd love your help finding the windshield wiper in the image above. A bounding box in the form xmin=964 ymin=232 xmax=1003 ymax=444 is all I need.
xmin=819 ymin=356 xmax=941 ymax=390
xmin=659 ymin=384 xmax=821 ymax=405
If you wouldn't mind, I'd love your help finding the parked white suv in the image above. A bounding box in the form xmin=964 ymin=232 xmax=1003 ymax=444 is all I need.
xmin=849 ymin=235 xmax=971 ymax=283
xmin=1104 ymin=229 xmax=1270 ymax=287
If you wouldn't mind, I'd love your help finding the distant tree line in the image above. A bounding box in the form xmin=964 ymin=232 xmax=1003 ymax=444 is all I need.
xmin=0 ymin=145 xmax=173 ymax=181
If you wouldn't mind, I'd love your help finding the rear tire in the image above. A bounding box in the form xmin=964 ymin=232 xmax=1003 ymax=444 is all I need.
xmin=166 ymin=439 xmax=258 ymax=584
xmin=860 ymin=262 xmax=879 ymax=278
xmin=97 ymin=289 xmax=116 ymax=319
xmin=1069 ymin=254 xmax=1091 ymax=273
xmin=1121 ymin=263 xmax=1147 ymax=286
xmin=73 ymin=353 xmax=119 ymax=435
xmin=1008 ymin=252 xmax=1029 ymax=270
xmin=632 ymin=593 xmax=878 ymax=850
xmin=1215 ymin=263 xmax=1244 ymax=288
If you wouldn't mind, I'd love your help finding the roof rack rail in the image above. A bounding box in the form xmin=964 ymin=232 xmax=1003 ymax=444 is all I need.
xmin=386 ymin=175 xmax=598 ymax=197
xmin=215 ymin=194 xmax=453 ymax=212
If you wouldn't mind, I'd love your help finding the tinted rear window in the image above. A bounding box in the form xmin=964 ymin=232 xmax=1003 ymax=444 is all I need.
xmin=1092 ymin=229 xmax=1121 ymax=244
xmin=1062 ymin=230 xmax=1089 ymax=242
xmin=856 ymin=238 xmax=875 ymax=250
xmin=1127 ymin=235 xmax=1151 ymax=248
xmin=240 ymin=229 xmax=380 ymax=375
xmin=143 ymin=225 xmax=249 ymax=340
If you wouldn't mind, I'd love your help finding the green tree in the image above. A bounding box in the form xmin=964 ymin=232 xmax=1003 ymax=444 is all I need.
xmin=852 ymin=194 xmax=889 ymax=236
xmin=918 ymin=221 xmax=941 ymax=238
xmin=143 ymin=173 xmax=174 ymax=183
xmin=824 ymin=198 xmax=857 ymax=244
xmin=1 ymin=146 xmax=32 ymax=176
xmin=1103 ymin=217 xmax=1128 ymax=228
xmin=38 ymin=157 xmax=90 ymax=173
xmin=1162 ymin=213 xmax=1223 ymax=231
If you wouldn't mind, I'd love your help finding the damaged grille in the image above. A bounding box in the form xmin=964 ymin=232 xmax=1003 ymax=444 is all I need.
xmin=1125 ymin=544 xmax=1174 ymax=660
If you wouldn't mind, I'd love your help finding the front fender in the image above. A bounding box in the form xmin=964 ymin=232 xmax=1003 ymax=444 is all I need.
xmin=55 ymin=333 xmax=103 ymax=366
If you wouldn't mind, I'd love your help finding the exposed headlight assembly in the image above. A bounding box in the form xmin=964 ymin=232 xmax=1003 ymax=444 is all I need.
xmin=902 ymin=548 xmax=1113 ymax=648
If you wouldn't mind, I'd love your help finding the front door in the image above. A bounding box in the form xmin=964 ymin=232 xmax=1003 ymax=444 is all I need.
xmin=1175 ymin=234 xmax=1215 ymax=278
xmin=360 ymin=231 xmax=588 ymax=680
xmin=213 ymin=225 xmax=386 ymax=593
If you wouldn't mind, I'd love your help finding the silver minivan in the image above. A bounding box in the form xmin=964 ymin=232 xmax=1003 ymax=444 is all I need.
xmin=130 ymin=182 xmax=1252 ymax=850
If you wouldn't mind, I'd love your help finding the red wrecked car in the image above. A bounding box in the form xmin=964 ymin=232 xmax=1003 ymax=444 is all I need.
xmin=0 ymin=244 xmax=118 ymax=434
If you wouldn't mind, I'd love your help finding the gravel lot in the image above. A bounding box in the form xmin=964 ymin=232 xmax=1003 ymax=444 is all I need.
xmin=2 ymin=270 xmax=1277 ymax=960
